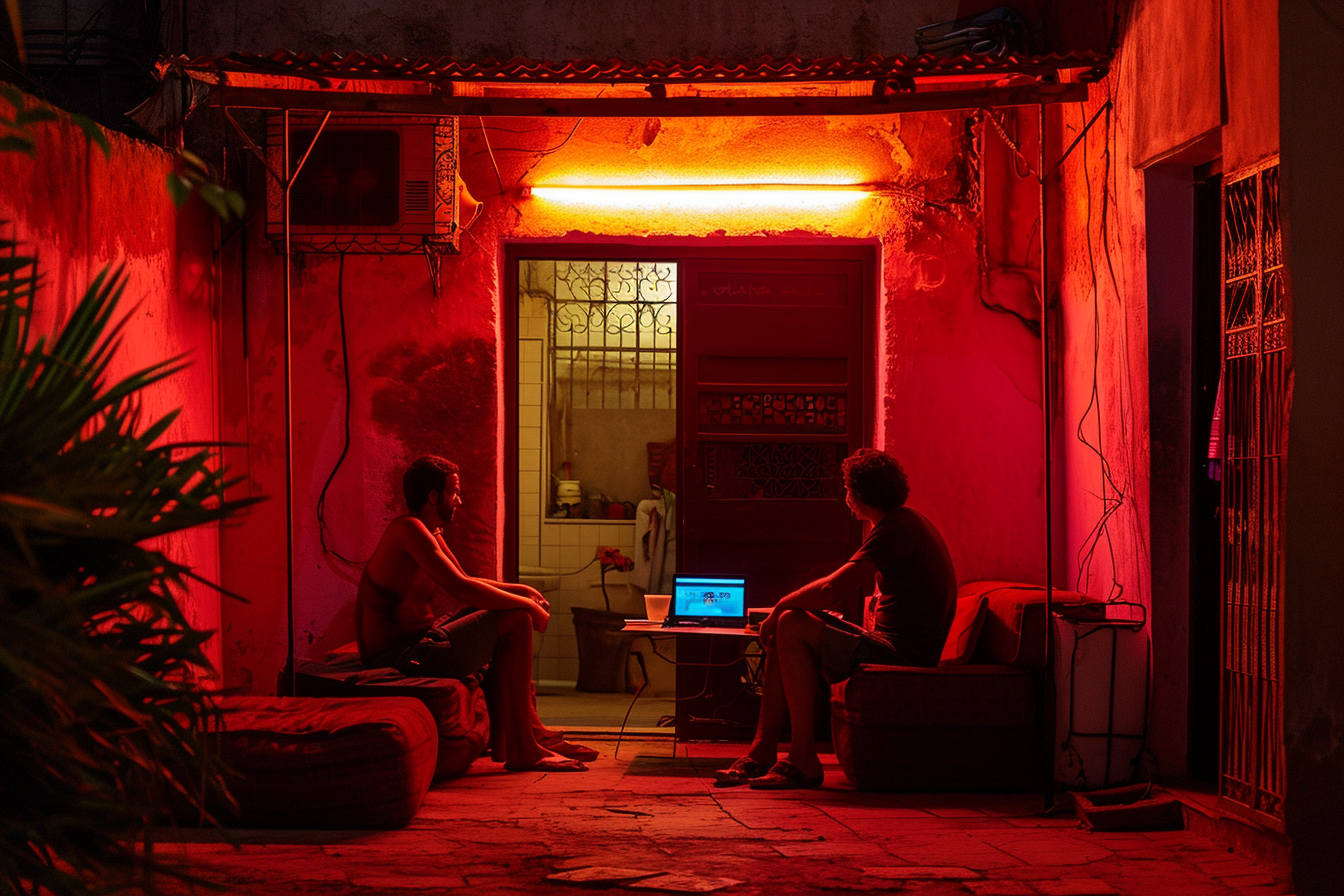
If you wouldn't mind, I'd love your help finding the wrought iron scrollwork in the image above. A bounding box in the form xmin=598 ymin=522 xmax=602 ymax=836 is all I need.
xmin=540 ymin=260 xmax=678 ymax=410
xmin=701 ymin=441 xmax=845 ymax=500
xmin=698 ymin=392 xmax=846 ymax=431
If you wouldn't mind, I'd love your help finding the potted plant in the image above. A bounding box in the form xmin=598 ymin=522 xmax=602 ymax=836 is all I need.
xmin=571 ymin=546 xmax=638 ymax=692
xmin=0 ymin=87 xmax=251 ymax=896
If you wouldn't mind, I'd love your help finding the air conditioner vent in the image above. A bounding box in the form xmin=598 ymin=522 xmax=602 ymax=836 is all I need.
xmin=404 ymin=180 xmax=431 ymax=213
xmin=265 ymin=115 xmax=460 ymax=255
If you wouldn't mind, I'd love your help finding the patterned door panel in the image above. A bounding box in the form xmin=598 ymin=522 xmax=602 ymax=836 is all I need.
xmin=681 ymin=253 xmax=869 ymax=606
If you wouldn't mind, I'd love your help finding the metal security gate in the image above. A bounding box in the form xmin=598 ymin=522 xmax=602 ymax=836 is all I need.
xmin=1220 ymin=159 xmax=1286 ymax=824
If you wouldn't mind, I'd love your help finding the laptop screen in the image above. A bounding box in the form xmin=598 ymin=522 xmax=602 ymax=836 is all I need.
xmin=670 ymin=575 xmax=747 ymax=624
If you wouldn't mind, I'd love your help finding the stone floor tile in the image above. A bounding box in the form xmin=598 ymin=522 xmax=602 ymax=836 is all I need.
xmin=1001 ymin=814 xmax=1089 ymax=828
xmin=347 ymin=874 xmax=469 ymax=889
xmin=973 ymin=833 xmax=1114 ymax=866
xmin=771 ymin=839 xmax=889 ymax=858
xmin=964 ymin=881 xmax=1040 ymax=895
xmin=886 ymin=834 xmax=1024 ymax=870
xmin=1215 ymin=873 xmax=1279 ymax=888
xmin=626 ymin=872 xmax=744 ymax=892
xmin=861 ymin=865 xmax=982 ymax=879
xmin=1196 ymin=859 xmax=1275 ymax=878
xmin=546 ymin=865 xmax=663 ymax=884
xmin=156 ymin=737 xmax=1289 ymax=896
xmin=1031 ymin=879 xmax=1119 ymax=895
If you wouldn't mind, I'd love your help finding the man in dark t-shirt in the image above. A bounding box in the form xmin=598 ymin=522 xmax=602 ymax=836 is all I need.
xmin=715 ymin=448 xmax=957 ymax=791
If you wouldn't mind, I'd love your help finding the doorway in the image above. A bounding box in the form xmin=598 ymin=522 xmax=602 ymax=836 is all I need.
xmin=504 ymin=244 xmax=875 ymax=730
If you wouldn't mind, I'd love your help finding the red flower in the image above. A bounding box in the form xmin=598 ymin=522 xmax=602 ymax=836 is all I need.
xmin=596 ymin=546 xmax=634 ymax=572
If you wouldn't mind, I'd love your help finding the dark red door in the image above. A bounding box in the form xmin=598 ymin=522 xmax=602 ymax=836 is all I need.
xmin=680 ymin=253 xmax=869 ymax=609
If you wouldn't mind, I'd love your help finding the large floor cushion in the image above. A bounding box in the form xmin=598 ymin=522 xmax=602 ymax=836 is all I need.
xmin=214 ymin=696 xmax=437 ymax=828
xmin=831 ymin=664 xmax=1042 ymax=792
xmin=295 ymin=657 xmax=490 ymax=780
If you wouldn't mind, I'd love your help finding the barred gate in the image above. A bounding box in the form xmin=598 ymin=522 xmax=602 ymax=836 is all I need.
xmin=1220 ymin=159 xmax=1286 ymax=824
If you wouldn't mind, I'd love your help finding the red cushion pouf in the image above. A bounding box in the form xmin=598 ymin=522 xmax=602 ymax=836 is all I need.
xmin=213 ymin=696 xmax=437 ymax=828
xmin=294 ymin=661 xmax=490 ymax=781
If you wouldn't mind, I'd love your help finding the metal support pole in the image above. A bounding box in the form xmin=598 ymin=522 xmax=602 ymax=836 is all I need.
xmin=1039 ymin=102 xmax=1056 ymax=811
xmin=282 ymin=109 xmax=296 ymax=697
xmin=221 ymin=105 xmax=327 ymax=696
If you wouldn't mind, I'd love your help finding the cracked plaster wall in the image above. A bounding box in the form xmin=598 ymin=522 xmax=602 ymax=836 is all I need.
xmin=219 ymin=108 xmax=1051 ymax=692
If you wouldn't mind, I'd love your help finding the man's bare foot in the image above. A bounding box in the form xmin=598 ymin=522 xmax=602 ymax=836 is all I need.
xmin=543 ymin=739 xmax=599 ymax=762
xmin=534 ymin=723 xmax=565 ymax=744
xmin=503 ymin=754 xmax=589 ymax=772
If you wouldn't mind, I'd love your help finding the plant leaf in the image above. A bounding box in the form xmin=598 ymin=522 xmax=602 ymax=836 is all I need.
xmin=0 ymin=251 xmax=254 ymax=896
xmin=196 ymin=182 xmax=231 ymax=220
xmin=224 ymin=188 xmax=247 ymax=218
xmin=165 ymin=173 xmax=191 ymax=208
xmin=15 ymin=106 xmax=59 ymax=127
xmin=69 ymin=113 xmax=111 ymax=159
xmin=0 ymin=83 xmax=22 ymax=112
xmin=0 ymin=133 xmax=36 ymax=155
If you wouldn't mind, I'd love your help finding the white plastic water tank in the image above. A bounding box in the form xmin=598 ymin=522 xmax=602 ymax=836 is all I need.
xmin=1053 ymin=606 xmax=1150 ymax=789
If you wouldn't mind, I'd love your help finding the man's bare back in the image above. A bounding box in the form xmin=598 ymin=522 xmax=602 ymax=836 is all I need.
xmin=355 ymin=515 xmax=446 ymax=662
xmin=353 ymin=458 xmax=592 ymax=771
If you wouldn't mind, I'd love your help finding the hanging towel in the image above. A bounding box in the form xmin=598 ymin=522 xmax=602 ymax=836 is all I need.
xmin=634 ymin=489 xmax=677 ymax=593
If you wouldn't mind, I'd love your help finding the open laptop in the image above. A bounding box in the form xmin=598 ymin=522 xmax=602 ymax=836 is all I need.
xmin=663 ymin=574 xmax=748 ymax=628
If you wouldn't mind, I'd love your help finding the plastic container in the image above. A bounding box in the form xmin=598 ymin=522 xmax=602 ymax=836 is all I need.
xmin=1053 ymin=605 xmax=1151 ymax=789
xmin=556 ymin=480 xmax=582 ymax=513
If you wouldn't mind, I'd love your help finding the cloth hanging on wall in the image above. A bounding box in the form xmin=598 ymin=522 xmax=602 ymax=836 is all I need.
xmin=634 ymin=489 xmax=676 ymax=593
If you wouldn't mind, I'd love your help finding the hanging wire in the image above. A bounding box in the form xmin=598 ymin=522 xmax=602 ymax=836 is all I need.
xmin=316 ymin=250 xmax=364 ymax=566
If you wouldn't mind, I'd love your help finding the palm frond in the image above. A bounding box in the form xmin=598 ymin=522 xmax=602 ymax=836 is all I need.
xmin=1 ymin=254 xmax=256 ymax=896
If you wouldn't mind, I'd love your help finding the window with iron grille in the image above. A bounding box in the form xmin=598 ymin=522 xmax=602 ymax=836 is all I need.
xmin=542 ymin=260 xmax=678 ymax=411
xmin=516 ymin=259 xmax=678 ymax=512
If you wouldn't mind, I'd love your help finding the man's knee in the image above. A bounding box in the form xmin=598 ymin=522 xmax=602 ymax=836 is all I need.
xmin=496 ymin=607 xmax=532 ymax=634
xmin=776 ymin=609 xmax=822 ymax=648
xmin=777 ymin=608 xmax=817 ymax=633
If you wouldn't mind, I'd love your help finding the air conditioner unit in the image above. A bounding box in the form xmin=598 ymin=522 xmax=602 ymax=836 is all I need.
xmin=265 ymin=115 xmax=459 ymax=255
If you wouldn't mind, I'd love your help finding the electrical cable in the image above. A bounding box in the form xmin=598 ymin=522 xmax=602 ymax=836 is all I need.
xmin=1071 ymin=85 xmax=1127 ymax=602
xmin=478 ymin=116 xmax=506 ymax=196
xmin=316 ymin=251 xmax=363 ymax=566
xmin=982 ymin=107 xmax=1039 ymax=180
xmin=485 ymin=118 xmax=585 ymax=156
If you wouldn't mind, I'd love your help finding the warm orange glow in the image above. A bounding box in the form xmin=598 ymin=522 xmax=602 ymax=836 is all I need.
xmin=529 ymin=184 xmax=873 ymax=209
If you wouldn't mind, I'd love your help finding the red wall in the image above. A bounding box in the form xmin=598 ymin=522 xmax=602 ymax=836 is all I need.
xmin=0 ymin=104 xmax=224 ymax=673
xmin=222 ymin=109 xmax=1054 ymax=693
xmin=1050 ymin=0 xmax=1282 ymax=782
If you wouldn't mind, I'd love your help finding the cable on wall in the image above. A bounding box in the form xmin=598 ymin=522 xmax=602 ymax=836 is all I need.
xmin=316 ymin=250 xmax=362 ymax=566
xmin=1072 ymin=80 xmax=1128 ymax=602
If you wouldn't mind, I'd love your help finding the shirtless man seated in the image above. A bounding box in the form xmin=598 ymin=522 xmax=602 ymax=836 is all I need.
xmin=356 ymin=455 xmax=594 ymax=772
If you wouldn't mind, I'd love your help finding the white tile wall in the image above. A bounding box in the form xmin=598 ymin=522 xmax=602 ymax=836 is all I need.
xmin=518 ymin=383 xmax=543 ymax=407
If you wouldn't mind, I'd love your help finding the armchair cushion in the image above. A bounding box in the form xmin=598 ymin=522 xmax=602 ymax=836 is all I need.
xmin=939 ymin=593 xmax=989 ymax=664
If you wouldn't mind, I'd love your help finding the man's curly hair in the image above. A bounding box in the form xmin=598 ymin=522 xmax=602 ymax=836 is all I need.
xmin=841 ymin=448 xmax=909 ymax=513
xmin=403 ymin=455 xmax=459 ymax=511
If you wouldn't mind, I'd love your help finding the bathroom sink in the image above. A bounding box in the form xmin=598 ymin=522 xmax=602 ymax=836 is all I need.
xmin=518 ymin=565 xmax=562 ymax=592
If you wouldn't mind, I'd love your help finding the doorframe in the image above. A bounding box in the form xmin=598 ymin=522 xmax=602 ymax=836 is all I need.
xmin=502 ymin=238 xmax=879 ymax=583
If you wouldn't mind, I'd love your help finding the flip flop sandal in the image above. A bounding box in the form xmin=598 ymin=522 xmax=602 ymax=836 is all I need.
xmin=713 ymin=756 xmax=770 ymax=788
xmin=748 ymin=760 xmax=824 ymax=790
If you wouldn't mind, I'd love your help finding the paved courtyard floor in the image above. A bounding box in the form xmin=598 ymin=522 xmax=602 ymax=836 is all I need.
xmin=158 ymin=738 xmax=1292 ymax=896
